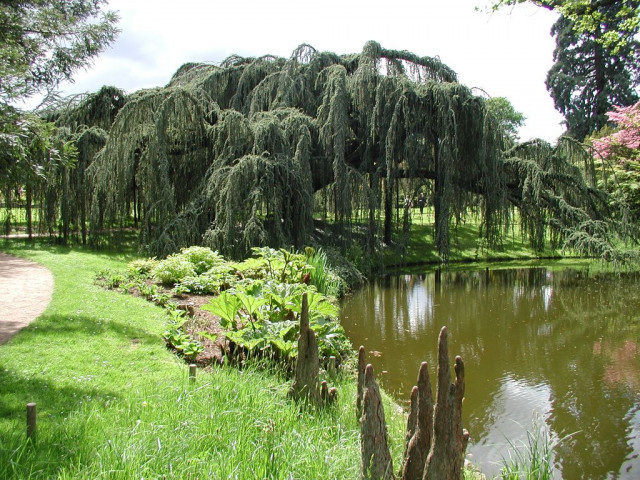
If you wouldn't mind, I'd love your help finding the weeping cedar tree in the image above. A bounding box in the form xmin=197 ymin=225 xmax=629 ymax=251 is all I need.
xmin=57 ymin=42 xmax=625 ymax=261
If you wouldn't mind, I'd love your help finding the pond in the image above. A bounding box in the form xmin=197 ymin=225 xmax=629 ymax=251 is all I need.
xmin=339 ymin=265 xmax=640 ymax=479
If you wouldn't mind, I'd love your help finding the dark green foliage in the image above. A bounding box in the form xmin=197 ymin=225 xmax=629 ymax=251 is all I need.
xmin=43 ymin=41 xmax=625 ymax=262
xmin=546 ymin=5 xmax=640 ymax=140
xmin=503 ymin=136 xmax=632 ymax=261
xmin=0 ymin=0 xmax=119 ymax=102
xmin=80 ymin=42 xmax=511 ymax=261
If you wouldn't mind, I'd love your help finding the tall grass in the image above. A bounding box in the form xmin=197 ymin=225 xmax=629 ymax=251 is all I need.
xmin=2 ymin=364 xmax=370 ymax=479
xmin=307 ymin=247 xmax=344 ymax=297
xmin=498 ymin=418 xmax=575 ymax=480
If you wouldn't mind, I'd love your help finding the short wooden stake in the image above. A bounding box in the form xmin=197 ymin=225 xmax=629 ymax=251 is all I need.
xmin=328 ymin=356 xmax=337 ymax=378
xmin=26 ymin=402 xmax=36 ymax=442
xmin=189 ymin=364 xmax=197 ymax=382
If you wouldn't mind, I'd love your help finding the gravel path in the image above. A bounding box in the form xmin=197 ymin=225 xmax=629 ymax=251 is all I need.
xmin=0 ymin=252 xmax=54 ymax=345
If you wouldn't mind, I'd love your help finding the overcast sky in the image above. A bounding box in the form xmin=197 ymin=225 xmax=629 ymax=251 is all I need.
xmin=54 ymin=0 xmax=567 ymax=142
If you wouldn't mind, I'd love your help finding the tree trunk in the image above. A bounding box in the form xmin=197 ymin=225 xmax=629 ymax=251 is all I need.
xmin=61 ymin=166 xmax=70 ymax=244
xmin=384 ymin=177 xmax=393 ymax=245
xmin=368 ymin=173 xmax=377 ymax=254
xmin=26 ymin=182 xmax=33 ymax=239
xmin=592 ymin=24 xmax=607 ymax=137
xmin=434 ymin=144 xmax=450 ymax=260
xmin=3 ymin=188 xmax=11 ymax=235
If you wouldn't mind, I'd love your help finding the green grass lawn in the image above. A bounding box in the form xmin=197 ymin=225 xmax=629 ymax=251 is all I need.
xmin=0 ymin=207 xmax=40 ymax=232
xmin=0 ymin=239 xmax=411 ymax=479
xmin=380 ymin=210 xmax=564 ymax=268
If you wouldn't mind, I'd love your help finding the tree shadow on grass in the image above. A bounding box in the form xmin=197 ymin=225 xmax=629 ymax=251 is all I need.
xmin=0 ymin=312 xmax=169 ymax=478
xmin=9 ymin=312 xmax=162 ymax=345
xmin=0 ymin=364 xmax=121 ymax=479
xmin=1 ymin=235 xmax=141 ymax=262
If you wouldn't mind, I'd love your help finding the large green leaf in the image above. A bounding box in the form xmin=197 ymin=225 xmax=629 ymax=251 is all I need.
xmin=201 ymin=291 xmax=242 ymax=329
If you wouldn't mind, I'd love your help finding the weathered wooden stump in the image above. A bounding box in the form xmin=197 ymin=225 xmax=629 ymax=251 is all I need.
xmin=423 ymin=327 xmax=469 ymax=480
xmin=356 ymin=345 xmax=366 ymax=419
xmin=360 ymin=364 xmax=394 ymax=480
xmin=403 ymin=386 xmax=419 ymax=461
xmin=402 ymin=362 xmax=433 ymax=479
xmin=288 ymin=293 xmax=321 ymax=405
xmin=357 ymin=326 xmax=469 ymax=480
xmin=289 ymin=292 xmax=337 ymax=407
xmin=321 ymin=380 xmax=338 ymax=405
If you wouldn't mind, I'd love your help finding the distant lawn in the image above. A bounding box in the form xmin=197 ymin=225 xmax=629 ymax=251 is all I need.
xmin=0 ymin=240 xmax=410 ymax=479
xmin=360 ymin=209 xmax=564 ymax=269
xmin=0 ymin=206 xmax=40 ymax=233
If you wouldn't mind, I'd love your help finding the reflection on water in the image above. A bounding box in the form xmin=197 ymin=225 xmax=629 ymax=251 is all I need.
xmin=339 ymin=266 xmax=640 ymax=479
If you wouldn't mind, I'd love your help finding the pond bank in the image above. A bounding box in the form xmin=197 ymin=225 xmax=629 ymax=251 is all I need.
xmin=0 ymin=241 xmax=406 ymax=479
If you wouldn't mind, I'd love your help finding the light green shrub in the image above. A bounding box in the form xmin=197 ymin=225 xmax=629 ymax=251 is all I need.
xmin=152 ymin=255 xmax=196 ymax=285
xmin=180 ymin=246 xmax=225 ymax=275
xmin=127 ymin=258 xmax=158 ymax=276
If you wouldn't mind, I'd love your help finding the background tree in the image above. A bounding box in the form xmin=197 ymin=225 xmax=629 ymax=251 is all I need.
xmin=484 ymin=96 xmax=526 ymax=141
xmin=487 ymin=1 xmax=640 ymax=52
xmin=0 ymin=0 xmax=119 ymax=239
xmin=546 ymin=5 xmax=640 ymax=140
xmin=0 ymin=0 xmax=119 ymax=104
xmin=488 ymin=1 xmax=640 ymax=140
xmin=593 ymin=102 xmax=640 ymax=162
xmin=591 ymin=102 xmax=640 ymax=221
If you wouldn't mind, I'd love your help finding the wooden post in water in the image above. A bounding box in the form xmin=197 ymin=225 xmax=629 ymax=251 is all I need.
xmin=26 ymin=403 xmax=36 ymax=442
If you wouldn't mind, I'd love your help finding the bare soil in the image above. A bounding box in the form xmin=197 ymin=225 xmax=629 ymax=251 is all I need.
xmin=172 ymin=292 xmax=227 ymax=365
xmin=122 ymin=280 xmax=227 ymax=365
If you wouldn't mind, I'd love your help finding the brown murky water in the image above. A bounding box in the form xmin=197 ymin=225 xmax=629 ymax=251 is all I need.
xmin=339 ymin=266 xmax=640 ymax=479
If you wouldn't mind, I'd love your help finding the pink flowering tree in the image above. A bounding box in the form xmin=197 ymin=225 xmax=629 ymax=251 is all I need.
xmin=592 ymin=102 xmax=640 ymax=162
xmin=591 ymin=102 xmax=640 ymax=221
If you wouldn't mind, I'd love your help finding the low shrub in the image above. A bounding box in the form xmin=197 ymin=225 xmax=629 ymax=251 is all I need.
xmin=179 ymin=246 xmax=226 ymax=275
xmin=151 ymin=255 xmax=196 ymax=284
